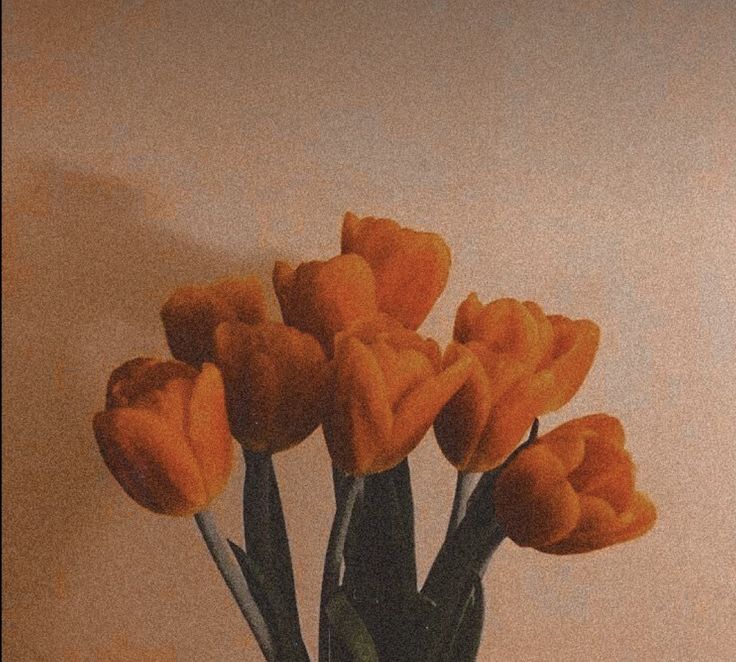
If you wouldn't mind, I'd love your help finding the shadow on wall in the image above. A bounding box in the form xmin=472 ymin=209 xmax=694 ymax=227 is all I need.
xmin=2 ymin=160 xmax=290 ymax=650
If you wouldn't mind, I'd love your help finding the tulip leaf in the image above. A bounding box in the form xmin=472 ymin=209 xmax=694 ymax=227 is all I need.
xmin=341 ymin=459 xmax=418 ymax=659
xmin=326 ymin=591 xmax=379 ymax=662
xmin=242 ymin=451 xmax=300 ymax=626
xmin=227 ymin=540 xmax=309 ymax=662
xmin=445 ymin=580 xmax=485 ymax=662
xmin=418 ymin=477 xmax=504 ymax=661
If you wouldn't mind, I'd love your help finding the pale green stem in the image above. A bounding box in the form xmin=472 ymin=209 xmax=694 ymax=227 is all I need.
xmin=445 ymin=471 xmax=481 ymax=540
xmin=318 ymin=475 xmax=364 ymax=662
xmin=194 ymin=510 xmax=277 ymax=662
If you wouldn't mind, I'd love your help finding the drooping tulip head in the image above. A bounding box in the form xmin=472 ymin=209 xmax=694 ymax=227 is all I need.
xmin=93 ymin=358 xmax=233 ymax=516
xmin=493 ymin=414 xmax=656 ymax=554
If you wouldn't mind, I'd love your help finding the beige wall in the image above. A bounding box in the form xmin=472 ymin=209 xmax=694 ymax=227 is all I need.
xmin=3 ymin=1 xmax=735 ymax=660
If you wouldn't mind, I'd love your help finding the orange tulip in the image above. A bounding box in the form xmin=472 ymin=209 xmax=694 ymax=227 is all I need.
xmin=93 ymin=358 xmax=233 ymax=516
xmin=161 ymin=276 xmax=267 ymax=367
xmin=272 ymin=254 xmax=379 ymax=354
xmin=493 ymin=414 xmax=657 ymax=554
xmin=435 ymin=296 xmax=600 ymax=472
xmin=213 ymin=320 xmax=329 ymax=453
xmin=323 ymin=321 xmax=474 ymax=475
xmin=341 ymin=212 xmax=451 ymax=330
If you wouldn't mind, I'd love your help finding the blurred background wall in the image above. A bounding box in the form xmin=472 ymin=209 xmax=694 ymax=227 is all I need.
xmin=3 ymin=1 xmax=735 ymax=659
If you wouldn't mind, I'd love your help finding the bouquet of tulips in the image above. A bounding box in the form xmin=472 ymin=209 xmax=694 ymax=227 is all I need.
xmin=93 ymin=213 xmax=656 ymax=661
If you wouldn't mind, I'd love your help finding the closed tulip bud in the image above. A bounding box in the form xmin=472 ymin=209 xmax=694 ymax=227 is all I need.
xmin=213 ymin=321 xmax=328 ymax=453
xmin=93 ymin=358 xmax=233 ymax=516
xmin=341 ymin=212 xmax=451 ymax=330
xmin=435 ymin=296 xmax=600 ymax=471
xmin=272 ymin=254 xmax=379 ymax=354
xmin=323 ymin=322 xmax=474 ymax=475
xmin=161 ymin=276 xmax=267 ymax=367
xmin=493 ymin=414 xmax=656 ymax=554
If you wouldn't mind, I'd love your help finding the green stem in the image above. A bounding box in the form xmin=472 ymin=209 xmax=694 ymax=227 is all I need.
xmin=319 ymin=475 xmax=363 ymax=662
xmin=194 ymin=510 xmax=276 ymax=662
xmin=445 ymin=472 xmax=480 ymax=540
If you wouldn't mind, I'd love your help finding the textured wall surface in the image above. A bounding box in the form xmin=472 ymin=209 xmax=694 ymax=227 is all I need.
xmin=3 ymin=1 xmax=735 ymax=660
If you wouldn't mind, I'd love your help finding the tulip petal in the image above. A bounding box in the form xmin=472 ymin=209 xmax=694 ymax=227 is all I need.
xmin=469 ymin=299 xmax=544 ymax=360
xmin=540 ymin=491 xmax=656 ymax=554
xmin=538 ymin=316 xmax=600 ymax=413
xmin=481 ymin=371 xmax=556 ymax=469
xmin=214 ymin=321 xmax=327 ymax=453
xmin=324 ymin=337 xmax=393 ymax=475
xmin=160 ymin=276 xmax=266 ymax=367
xmin=464 ymin=340 xmax=536 ymax=410
xmin=493 ymin=445 xmax=581 ymax=548
xmin=434 ymin=346 xmax=493 ymax=471
xmin=453 ymin=293 xmax=484 ymax=343
xmin=186 ymin=363 xmax=233 ymax=499
xmin=568 ymin=437 xmax=635 ymax=513
xmin=341 ymin=212 xmax=450 ymax=330
xmin=273 ymin=255 xmax=379 ymax=353
xmin=371 ymin=340 xmax=435 ymax=407
xmin=94 ymin=408 xmax=208 ymax=516
xmin=537 ymin=414 xmax=620 ymax=473
xmin=390 ymin=345 xmax=474 ymax=466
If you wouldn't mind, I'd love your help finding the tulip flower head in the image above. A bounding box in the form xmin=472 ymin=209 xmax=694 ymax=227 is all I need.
xmin=93 ymin=358 xmax=233 ymax=516
xmin=435 ymin=296 xmax=600 ymax=472
xmin=273 ymin=254 xmax=379 ymax=354
xmin=323 ymin=321 xmax=475 ymax=475
xmin=493 ymin=414 xmax=657 ymax=554
xmin=161 ymin=276 xmax=267 ymax=367
xmin=341 ymin=212 xmax=451 ymax=330
xmin=214 ymin=320 xmax=328 ymax=453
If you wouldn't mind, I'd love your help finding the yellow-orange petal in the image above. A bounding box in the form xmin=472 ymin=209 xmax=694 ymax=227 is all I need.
xmin=273 ymin=254 xmax=379 ymax=354
xmin=160 ymin=276 xmax=266 ymax=367
xmin=186 ymin=363 xmax=233 ymax=498
xmin=568 ymin=437 xmax=635 ymax=513
xmin=434 ymin=346 xmax=494 ymax=471
xmin=538 ymin=316 xmax=600 ymax=413
xmin=493 ymin=445 xmax=581 ymax=548
xmin=453 ymin=293 xmax=484 ymax=343
xmin=481 ymin=371 xmax=556 ymax=469
xmin=464 ymin=340 xmax=535 ymax=410
xmin=467 ymin=299 xmax=542 ymax=358
xmin=214 ymin=321 xmax=327 ymax=453
xmin=540 ymin=414 xmax=633 ymax=512
xmin=540 ymin=492 xmax=656 ymax=554
xmin=324 ymin=336 xmax=393 ymax=475
xmin=340 ymin=315 xmax=442 ymax=370
xmin=341 ymin=212 xmax=450 ymax=330
xmin=94 ymin=408 xmax=208 ymax=516
xmin=539 ymin=414 xmax=624 ymax=452
xmin=391 ymin=344 xmax=475 ymax=462
xmin=370 ymin=340 xmax=434 ymax=408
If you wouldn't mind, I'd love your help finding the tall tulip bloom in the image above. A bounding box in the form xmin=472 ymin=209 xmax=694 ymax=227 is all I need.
xmin=323 ymin=321 xmax=474 ymax=475
xmin=161 ymin=276 xmax=267 ymax=367
xmin=273 ymin=254 xmax=379 ymax=354
xmin=435 ymin=295 xmax=600 ymax=471
xmin=341 ymin=212 xmax=451 ymax=330
xmin=93 ymin=358 xmax=233 ymax=516
xmin=214 ymin=320 xmax=328 ymax=453
xmin=493 ymin=414 xmax=657 ymax=554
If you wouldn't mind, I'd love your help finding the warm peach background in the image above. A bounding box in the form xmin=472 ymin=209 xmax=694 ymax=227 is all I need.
xmin=3 ymin=1 xmax=735 ymax=660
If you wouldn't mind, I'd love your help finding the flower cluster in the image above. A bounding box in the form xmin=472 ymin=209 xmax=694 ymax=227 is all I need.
xmin=92 ymin=212 xmax=656 ymax=660
xmin=94 ymin=211 xmax=654 ymax=549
